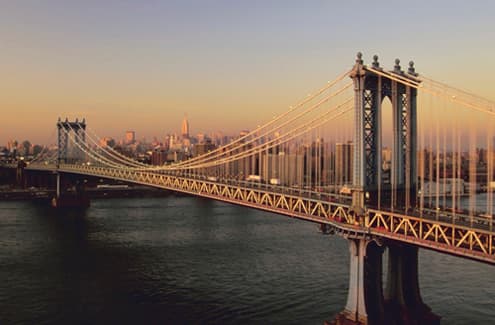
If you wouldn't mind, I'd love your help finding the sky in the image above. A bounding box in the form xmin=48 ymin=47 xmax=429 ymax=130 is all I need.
xmin=1 ymin=0 xmax=495 ymax=145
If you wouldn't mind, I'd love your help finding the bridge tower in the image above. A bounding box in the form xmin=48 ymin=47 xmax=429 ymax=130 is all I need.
xmin=57 ymin=117 xmax=86 ymax=166
xmin=350 ymin=52 xmax=418 ymax=212
xmin=53 ymin=118 xmax=89 ymax=208
xmin=331 ymin=54 xmax=439 ymax=325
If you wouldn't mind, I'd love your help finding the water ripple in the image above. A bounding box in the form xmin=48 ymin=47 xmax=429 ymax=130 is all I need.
xmin=0 ymin=197 xmax=493 ymax=324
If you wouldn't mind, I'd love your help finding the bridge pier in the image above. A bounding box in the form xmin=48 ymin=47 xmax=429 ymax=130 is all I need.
xmin=383 ymin=244 xmax=440 ymax=325
xmin=329 ymin=238 xmax=384 ymax=325
xmin=342 ymin=239 xmax=368 ymax=324
xmin=328 ymin=240 xmax=440 ymax=325
xmin=51 ymin=172 xmax=90 ymax=208
xmin=16 ymin=160 xmax=27 ymax=188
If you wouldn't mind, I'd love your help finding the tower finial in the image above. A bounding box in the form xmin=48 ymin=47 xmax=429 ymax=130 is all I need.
xmin=356 ymin=52 xmax=363 ymax=65
xmin=394 ymin=58 xmax=402 ymax=73
xmin=372 ymin=55 xmax=379 ymax=68
xmin=408 ymin=60 xmax=417 ymax=76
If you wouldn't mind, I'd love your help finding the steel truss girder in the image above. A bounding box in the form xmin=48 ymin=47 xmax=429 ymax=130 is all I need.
xmin=26 ymin=163 xmax=495 ymax=265
xmin=366 ymin=208 xmax=494 ymax=264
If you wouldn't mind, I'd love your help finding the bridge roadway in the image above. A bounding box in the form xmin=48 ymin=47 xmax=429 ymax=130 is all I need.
xmin=27 ymin=163 xmax=495 ymax=265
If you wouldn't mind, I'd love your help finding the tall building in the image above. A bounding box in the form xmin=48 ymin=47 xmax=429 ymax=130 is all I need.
xmin=181 ymin=115 xmax=189 ymax=139
xmin=335 ymin=142 xmax=353 ymax=184
xmin=196 ymin=133 xmax=206 ymax=143
xmin=382 ymin=147 xmax=392 ymax=170
xmin=100 ymin=137 xmax=116 ymax=148
xmin=194 ymin=140 xmax=216 ymax=157
xmin=125 ymin=131 xmax=135 ymax=144
xmin=7 ymin=140 xmax=17 ymax=153
xmin=151 ymin=149 xmax=168 ymax=166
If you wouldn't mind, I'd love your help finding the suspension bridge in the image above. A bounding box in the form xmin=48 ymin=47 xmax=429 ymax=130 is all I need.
xmin=7 ymin=53 xmax=495 ymax=325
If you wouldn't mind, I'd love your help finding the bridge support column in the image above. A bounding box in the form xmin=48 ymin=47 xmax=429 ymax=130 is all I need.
xmin=343 ymin=238 xmax=368 ymax=324
xmin=16 ymin=160 xmax=27 ymax=188
xmin=51 ymin=173 xmax=90 ymax=208
xmin=56 ymin=172 xmax=61 ymax=198
xmin=328 ymin=240 xmax=440 ymax=325
xmin=329 ymin=238 xmax=384 ymax=325
xmin=384 ymin=243 xmax=440 ymax=325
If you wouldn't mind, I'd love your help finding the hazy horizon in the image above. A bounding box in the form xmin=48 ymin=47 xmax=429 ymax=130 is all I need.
xmin=2 ymin=1 xmax=495 ymax=145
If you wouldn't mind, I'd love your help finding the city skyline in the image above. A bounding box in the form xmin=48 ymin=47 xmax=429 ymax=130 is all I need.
xmin=1 ymin=1 xmax=495 ymax=145
xmin=1 ymin=114 xmax=245 ymax=148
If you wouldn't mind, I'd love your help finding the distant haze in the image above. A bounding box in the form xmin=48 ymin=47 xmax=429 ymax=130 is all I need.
xmin=1 ymin=1 xmax=495 ymax=145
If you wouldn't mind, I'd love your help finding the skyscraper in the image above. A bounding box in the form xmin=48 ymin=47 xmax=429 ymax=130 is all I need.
xmin=125 ymin=131 xmax=135 ymax=144
xmin=181 ymin=115 xmax=189 ymax=139
xmin=335 ymin=142 xmax=353 ymax=184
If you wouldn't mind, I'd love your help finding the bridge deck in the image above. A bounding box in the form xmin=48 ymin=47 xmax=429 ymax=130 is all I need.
xmin=24 ymin=164 xmax=495 ymax=265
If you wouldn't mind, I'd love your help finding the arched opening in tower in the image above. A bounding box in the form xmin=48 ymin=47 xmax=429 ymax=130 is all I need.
xmin=381 ymin=96 xmax=393 ymax=185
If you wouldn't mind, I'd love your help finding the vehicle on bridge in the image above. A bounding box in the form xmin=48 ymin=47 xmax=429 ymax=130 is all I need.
xmin=246 ymin=175 xmax=261 ymax=182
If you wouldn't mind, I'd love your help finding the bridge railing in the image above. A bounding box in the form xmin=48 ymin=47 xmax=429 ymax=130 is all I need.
xmin=366 ymin=208 xmax=494 ymax=263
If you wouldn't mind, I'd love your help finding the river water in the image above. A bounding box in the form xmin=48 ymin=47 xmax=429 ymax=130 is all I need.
xmin=0 ymin=196 xmax=493 ymax=324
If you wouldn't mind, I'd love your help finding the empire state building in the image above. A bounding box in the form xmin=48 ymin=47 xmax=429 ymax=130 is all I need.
xmin=181 ymin=115 xmax=189 ymax=139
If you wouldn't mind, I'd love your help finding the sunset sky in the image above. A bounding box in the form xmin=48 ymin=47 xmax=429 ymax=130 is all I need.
xmin=1 ymin=1 xmax=495 ymax=145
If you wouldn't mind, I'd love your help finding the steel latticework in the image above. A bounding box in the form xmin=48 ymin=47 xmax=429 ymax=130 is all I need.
xmin=350 ymin=54 xmax=418 ymax=213
xmin=28 ymin=162 xmax=494 ymax=265
xmin=57 ymin=118 xmax=86 ymax=165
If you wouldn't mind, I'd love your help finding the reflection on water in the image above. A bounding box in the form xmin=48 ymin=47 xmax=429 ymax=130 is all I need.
xmin=0 ymin=197 xmax=493 ymax=324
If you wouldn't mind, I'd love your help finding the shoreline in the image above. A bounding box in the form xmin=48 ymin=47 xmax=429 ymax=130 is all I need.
xmin=0 ymin=186 xmax=179 ymax=201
